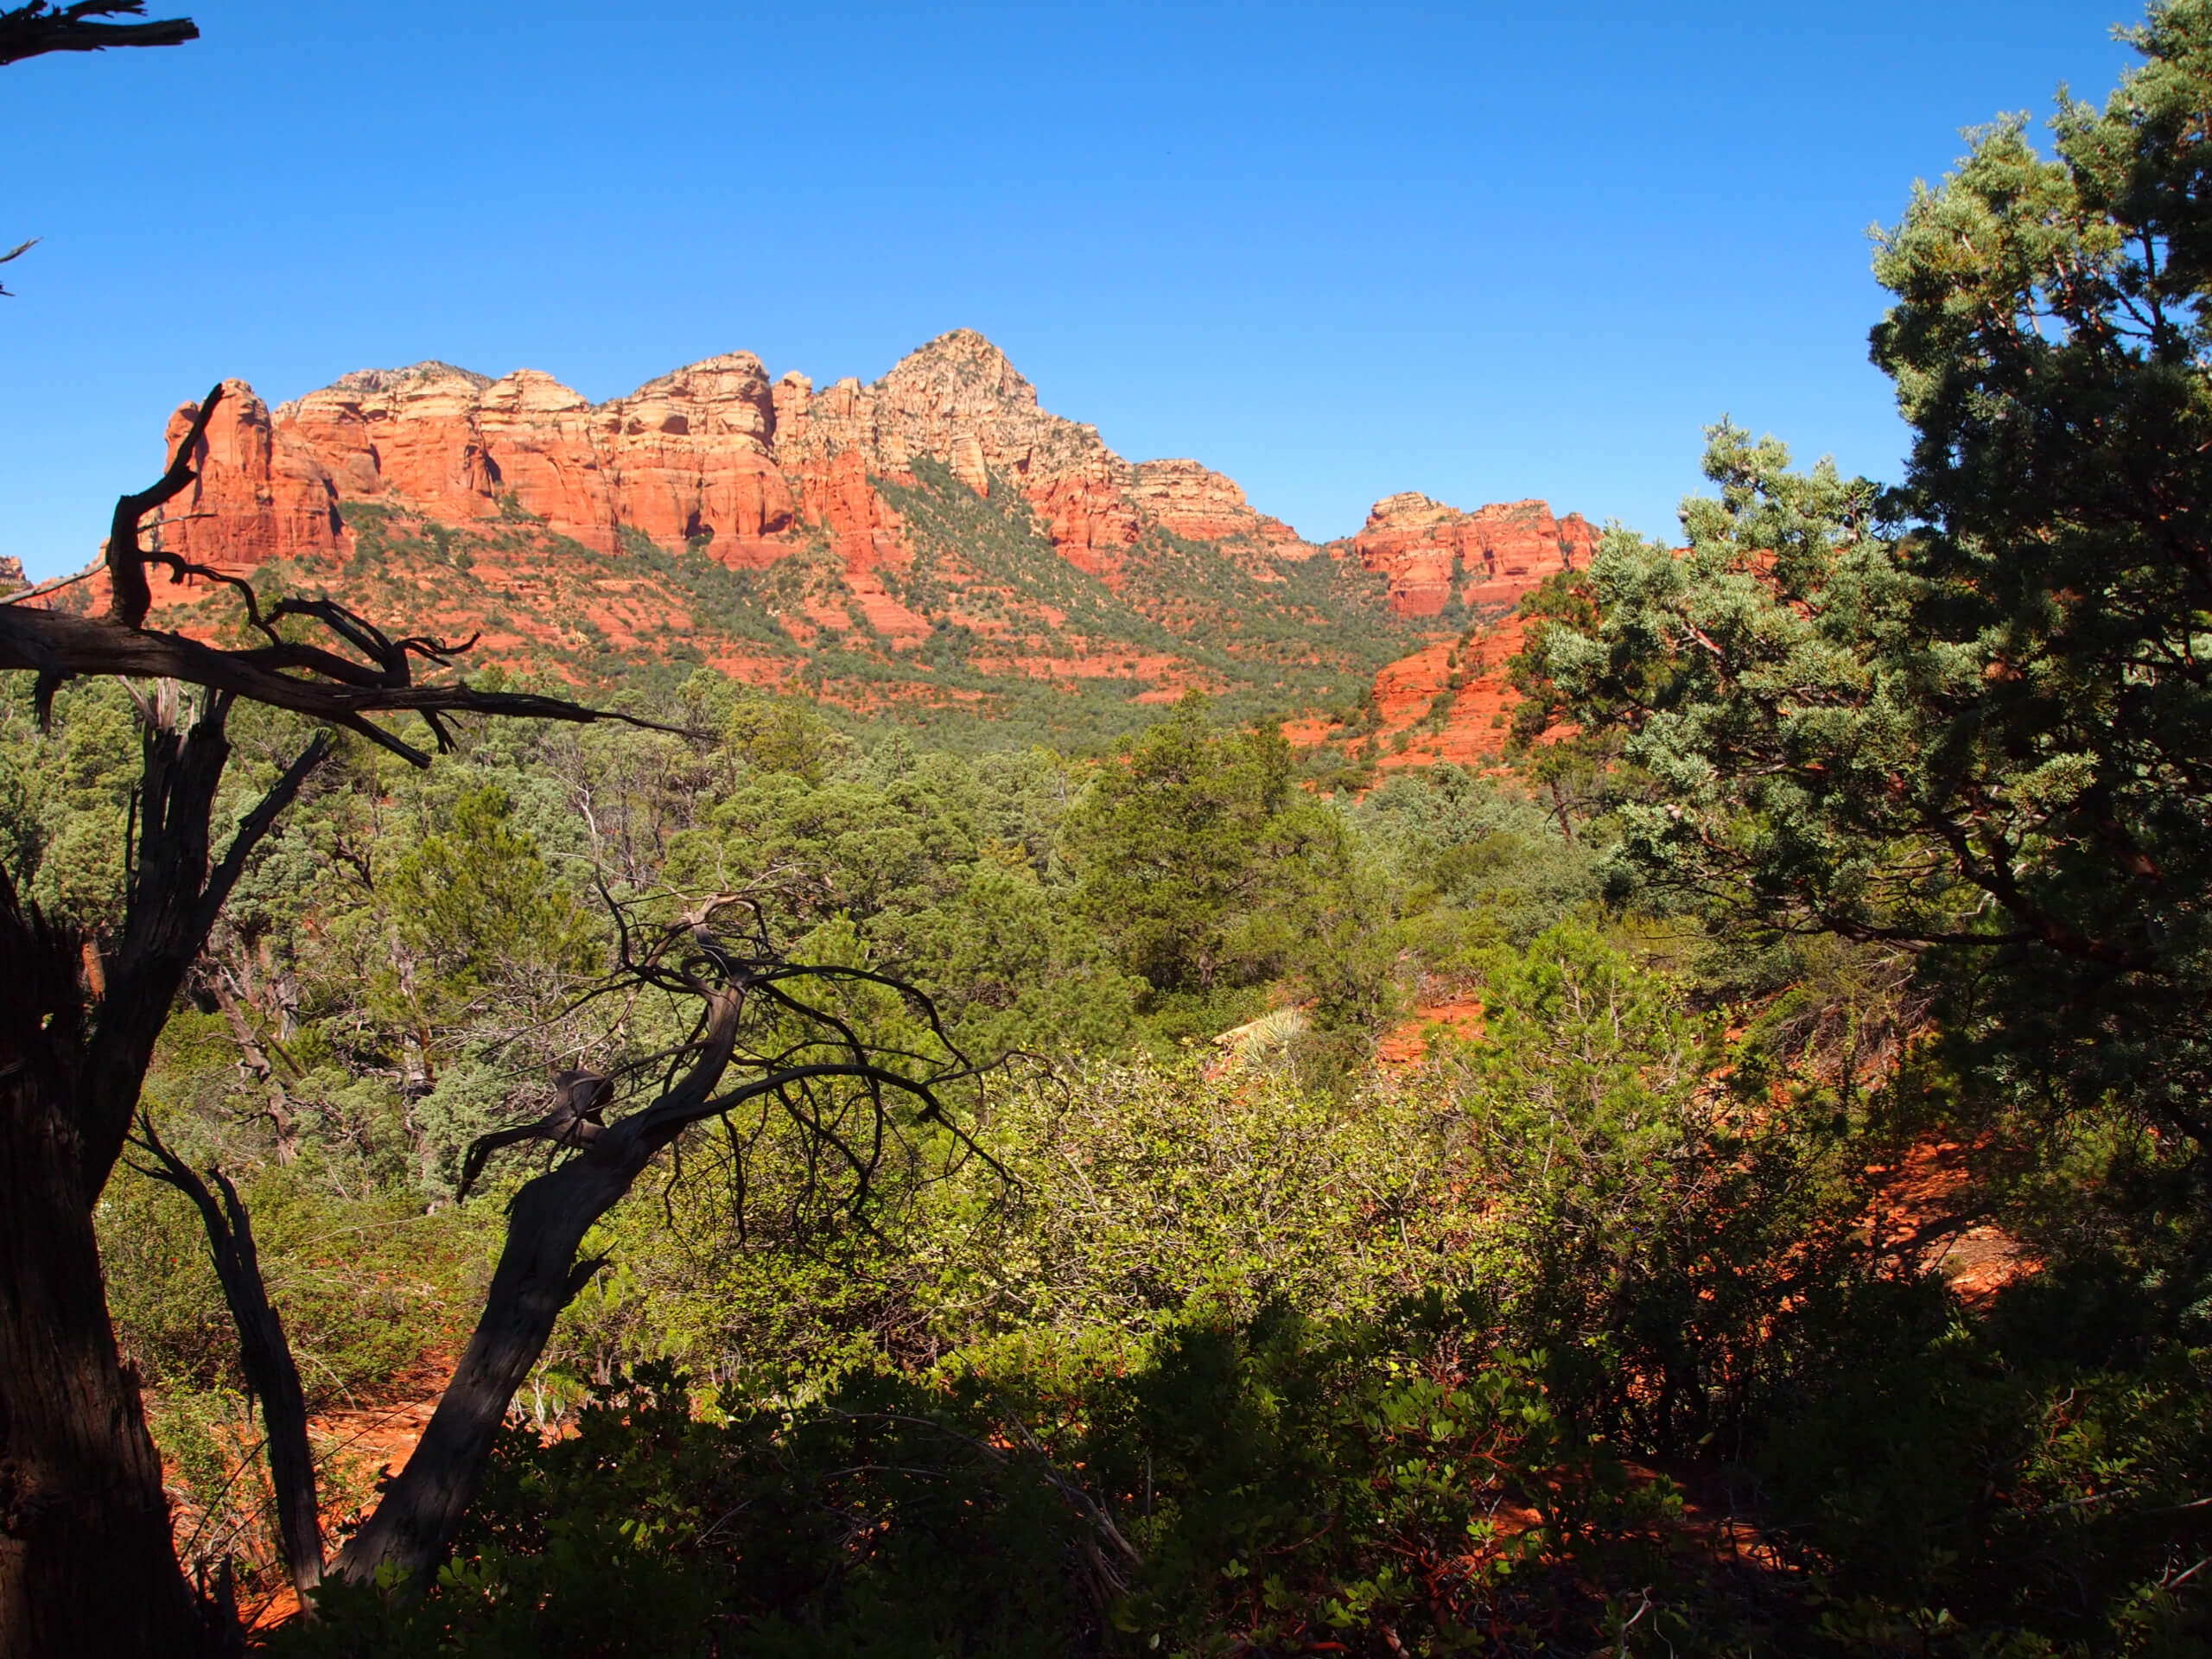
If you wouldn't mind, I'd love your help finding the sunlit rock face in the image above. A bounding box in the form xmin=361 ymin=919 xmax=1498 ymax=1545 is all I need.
xmin=124 ymin=331 xmax=1594 ymax=764
xmin=1342 ymin=493 xmax=1597 ymax=619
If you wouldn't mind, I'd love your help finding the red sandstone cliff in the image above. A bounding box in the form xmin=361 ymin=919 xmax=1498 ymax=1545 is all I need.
xmin=1338 ymin=493 xmax=1597 ymax=620
xmin=266 ymin=355 xmax=794 ymax=559
xmin=121 ymin=329 xmax=1595 ymax=759
xmin=1128 ymin=460 xmax=1315 ymax=565
xmin=152 ymin=334 xmax=1129 ymax=582
xmin=144 ymin=330 xmax=1592 ymax=626
xmin=154 ymin=379 xmax=348 ymax=570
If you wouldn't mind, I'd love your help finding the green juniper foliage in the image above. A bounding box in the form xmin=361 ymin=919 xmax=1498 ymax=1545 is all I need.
xmin=13 ymin=4 xmax=2212 ymax=1653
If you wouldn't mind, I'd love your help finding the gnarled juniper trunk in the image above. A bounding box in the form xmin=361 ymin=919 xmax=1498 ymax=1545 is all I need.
xmin=329 ymin=1146 xmax=655 ymax=1583
xmin=334 ymin=1002 xmax=741 ymax=1585
xmin=0 ymin=376 xmax=665 ymax=1640
xmin=0 ymin=696 xmax=272 ymax=1656
xmin=0 ymin=1031 xmax=205 ymax=1656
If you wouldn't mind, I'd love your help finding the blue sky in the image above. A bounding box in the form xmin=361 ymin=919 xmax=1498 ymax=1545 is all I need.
xmin=0 ymin=0 xmax=2145 ymax=579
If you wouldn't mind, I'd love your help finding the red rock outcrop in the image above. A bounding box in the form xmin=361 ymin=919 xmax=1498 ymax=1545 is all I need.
xmin=597 ymin=356 xmax=794 ymax=552
xmin=1283 ymin=499 xmax=1599 ymax=768
xmin=137 ymin=338 xmax=1603 ymax=626
xmin=1342 ymin=493 xmax=1596 ymax=619
xmin=1128 ymin=460 xmax=1314 ymax=556
xmin=1281 ymin=610 xmax=1548 ymax=772
xmin=153 ymin=378 xmax=348 ymax=571
xmin=772 ymin=331 xmax=1141 ymax=563
xmin=279 ymin=361 xmax=496 ymax=518
xmin=273 ymin=355 xmax=793 ymax=558
xmin=108 ymin=333 xmax=1608 ymax=764
xmin=225 ymin=333 xmax=1138 ymax=575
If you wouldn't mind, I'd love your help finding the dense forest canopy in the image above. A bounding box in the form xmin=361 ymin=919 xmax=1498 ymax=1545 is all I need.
xmin=8 ymin=3 xmax=2212 ymax=1656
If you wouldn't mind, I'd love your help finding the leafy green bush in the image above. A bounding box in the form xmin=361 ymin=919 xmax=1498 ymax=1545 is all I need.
xmin=281 ymin=1306 xmax=1713 ymax=1659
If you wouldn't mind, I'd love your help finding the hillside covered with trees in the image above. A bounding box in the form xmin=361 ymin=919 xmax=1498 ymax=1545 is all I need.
xmin=7 ymin=2 xmax=2212 ymax=1656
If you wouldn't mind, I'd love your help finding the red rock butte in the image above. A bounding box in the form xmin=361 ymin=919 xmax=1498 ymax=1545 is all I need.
xmin=130 ymin=328 xmax=1595 ymax=756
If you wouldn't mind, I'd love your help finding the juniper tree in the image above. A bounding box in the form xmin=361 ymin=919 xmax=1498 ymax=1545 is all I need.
xmin=1513 ymin=1 xmax=2212 ymax=1145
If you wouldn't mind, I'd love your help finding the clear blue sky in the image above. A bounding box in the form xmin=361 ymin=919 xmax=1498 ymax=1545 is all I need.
xmin=0 ymin=0 xmax=2145 ymax=579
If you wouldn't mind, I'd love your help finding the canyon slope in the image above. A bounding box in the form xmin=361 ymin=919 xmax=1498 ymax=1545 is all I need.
xmin=110 ymin=329 xmax=1593 ymax=753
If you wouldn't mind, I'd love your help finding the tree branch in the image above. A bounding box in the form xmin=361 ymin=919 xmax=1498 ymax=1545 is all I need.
xmin=107 ymin=380 xmax=221 ymax=627
xmin=0 ymin=236 xmax=35 ymax=297
xmin=124 ymin=1113 xmax=323 ymax=1599
xmin=0 ymin=3 xmax=197 ymax=67
xmin=0 ymin=605 xmax=696 ymax=766
xmin=332 ymin=985 xmax=747 ymax=1587
xmin=194 ymin=731 xmax=330 ymax=940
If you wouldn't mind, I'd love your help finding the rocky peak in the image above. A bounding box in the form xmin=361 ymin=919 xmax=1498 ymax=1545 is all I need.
xmin=1363 ymin=492 xmax=1458 ymax=531
xmin=771 ymin=328 xmax=1137 ymax=556
xmin=879 ymin=328 xmax=1039 ymax=411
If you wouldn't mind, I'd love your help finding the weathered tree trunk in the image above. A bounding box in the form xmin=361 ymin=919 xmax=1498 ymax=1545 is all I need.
xmin=0 ymin=1067 xmax=207 ymax=1656
xmin=132 ymin=1131 xmax=325 ymax=1600
xmin=334 ymin=1014 xmax=741 ymax=1585
xmin=0 ymin=700 xmax=321 ymax=1653
xmin=331 ymin=1150 xmax=644 ymax=1583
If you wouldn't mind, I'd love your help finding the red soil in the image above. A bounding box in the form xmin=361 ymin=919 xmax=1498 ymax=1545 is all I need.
xmin=1376 ymin=995 xmax=1485 ymax=1065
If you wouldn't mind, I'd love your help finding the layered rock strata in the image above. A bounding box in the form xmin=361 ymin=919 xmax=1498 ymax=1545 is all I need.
xmin=152 ymin=381 xmax=347 ymax=569
xmin=268 ymin=355 xmax=794 ymax=558
xmin=118 ymin=327 xmax=1594 ymax=760
xmin=1340 ymin=493 xmax=1597 ymax=620
xmin=143 ymin=330 xmax=1588 ymax=622
xmin=1128 ymin=460 xmax=1314 ymax=561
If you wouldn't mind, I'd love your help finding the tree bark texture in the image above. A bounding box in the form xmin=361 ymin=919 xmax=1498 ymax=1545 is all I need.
xmin=0 ymin=1071 xmax=206 ymax=1655
xmin=334 ymin=995 xmax=744 ymax=1585
xmin=0 ymin=702 xmax=315 ymax=1653
xmin=0 ymin=894 xmax=205 ymax=1654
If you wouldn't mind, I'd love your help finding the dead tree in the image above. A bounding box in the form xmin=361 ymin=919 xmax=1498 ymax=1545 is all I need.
xmin=0 ymin=385 xmax=690 ymax=1655
xmin=333 ymin=918 xmax=988 ymax=1586
xmin=0 ymin=3 xmax=196 ymax=69
xmin=125 ymin=1118 xmax=326 ymax=1604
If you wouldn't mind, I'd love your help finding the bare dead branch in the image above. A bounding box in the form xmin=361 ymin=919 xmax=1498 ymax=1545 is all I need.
xmin=456 ymin=1069 xmax=613 ymax=1200
xmin=0 ymin=3 xmax=197 ymax=67
xmin=0 ymin=604 xmax=696 ymax=766
xmin=124 ymin=1113 xmax=324 ymax=1599
xmin=0 ymin=236 xmax=35 ymax=296
xmin=107 ymin=381 xmax=222 ymax=627
xmin=194 ymin=730 xmax=330 ymax=939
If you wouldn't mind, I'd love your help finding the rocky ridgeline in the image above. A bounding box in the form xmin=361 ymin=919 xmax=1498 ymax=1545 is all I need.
xmin=130 ymin=329 xmax=1593 ymax=753
xmin=1345 ymin=493 xmax=1596 ymax=619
